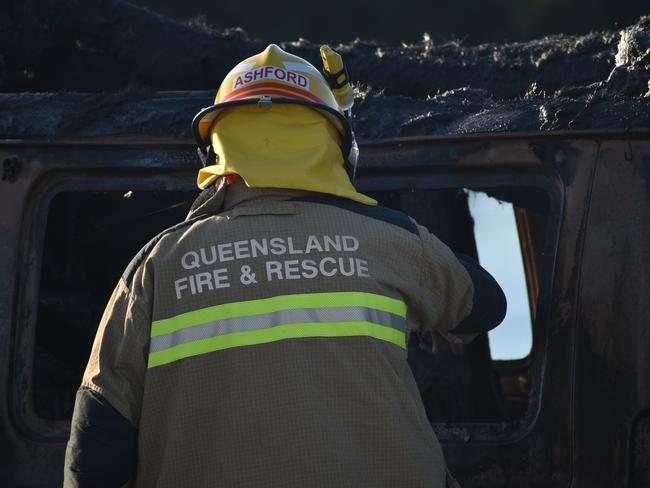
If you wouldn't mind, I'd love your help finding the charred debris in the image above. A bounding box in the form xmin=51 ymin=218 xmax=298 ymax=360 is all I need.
xmin=1 ymin=0 xmax=649 ymax=140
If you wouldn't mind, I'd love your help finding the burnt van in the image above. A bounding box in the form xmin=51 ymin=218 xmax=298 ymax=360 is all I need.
xmin=0 ymin=92 xmax=649 ymax=486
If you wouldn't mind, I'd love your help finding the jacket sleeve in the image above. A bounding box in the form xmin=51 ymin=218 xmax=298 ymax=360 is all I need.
xmin=451 ymin=254 xmax=507 ymax=334
xmin=64 ymin=388 xmax=138 ymax=488
xmin=64 ymin=260 xmax=152 ymax=487
xmin=411 ymin=225 xmax=475 ymax=342
xmin=411 ymin=226 xmax=506 ymax=343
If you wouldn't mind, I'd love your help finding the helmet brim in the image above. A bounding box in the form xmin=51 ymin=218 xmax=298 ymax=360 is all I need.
xmin=192 ymin=98 xmax=352 ymax=160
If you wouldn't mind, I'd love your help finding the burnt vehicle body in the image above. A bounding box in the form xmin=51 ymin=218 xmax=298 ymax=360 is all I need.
xmin=2 ymin=3 xmax=650 ymax=485
xmin=0 ymin=92 xmax=648 ymax=485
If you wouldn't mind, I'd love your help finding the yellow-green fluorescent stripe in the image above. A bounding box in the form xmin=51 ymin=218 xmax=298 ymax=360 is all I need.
xmin=148 ymin=321 xmax=406 ymax=368
xmin=151 ymin=292 xmax=406 ymax=337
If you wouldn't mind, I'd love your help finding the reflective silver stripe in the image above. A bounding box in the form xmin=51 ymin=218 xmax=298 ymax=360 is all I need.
xmin=149 ymin=306 xmax=406 ymax=353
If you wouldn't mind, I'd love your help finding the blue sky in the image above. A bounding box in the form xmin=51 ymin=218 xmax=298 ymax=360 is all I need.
xmin=468 ymin=191 xmax=532 ymax=360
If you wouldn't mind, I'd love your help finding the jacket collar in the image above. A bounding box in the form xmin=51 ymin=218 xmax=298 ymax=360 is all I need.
xmin=186 ymin=178 xmax=311 ymax=221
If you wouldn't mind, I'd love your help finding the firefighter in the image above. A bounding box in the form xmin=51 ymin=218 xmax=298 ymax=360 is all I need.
xmin=64 ymin=44 xmax=506 ymax=487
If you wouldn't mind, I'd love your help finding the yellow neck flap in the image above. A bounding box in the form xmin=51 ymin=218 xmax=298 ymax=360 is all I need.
xmin=196 ymin=104 xmax=376 ymax=206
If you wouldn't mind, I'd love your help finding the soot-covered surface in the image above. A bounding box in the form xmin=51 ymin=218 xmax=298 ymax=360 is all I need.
xmin=1 ymin=0 xmax=649 ymax=139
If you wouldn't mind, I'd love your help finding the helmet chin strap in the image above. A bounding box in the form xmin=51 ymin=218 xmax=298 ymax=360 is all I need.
xmin=197 ymin=146 xmax=217 ymax=167
xmin=196 ymin=147 xmax=208 ymax=167
xmin=345 ymin=108 xmax=359 ymax=183
xmin=345 ymin=138 xmax=359 ymax=182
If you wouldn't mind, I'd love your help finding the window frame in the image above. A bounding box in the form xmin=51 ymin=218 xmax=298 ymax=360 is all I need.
xmin=356 ymin=169 xmax=563 ymax=444
xmin=12 ymin=173 xmax=198 ymax=441
xmin=12 ymin=149 xmax=563 ymax=447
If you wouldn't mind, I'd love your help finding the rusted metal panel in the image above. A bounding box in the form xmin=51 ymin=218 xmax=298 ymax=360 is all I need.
xmin=572 ymin=140 xmax=650 ymax=486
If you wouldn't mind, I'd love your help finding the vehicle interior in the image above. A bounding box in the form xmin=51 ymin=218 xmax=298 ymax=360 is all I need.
xmin=28 ymin=176 xmax=555 ymax=444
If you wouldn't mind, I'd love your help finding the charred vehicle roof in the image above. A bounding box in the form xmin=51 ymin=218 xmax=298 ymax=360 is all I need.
xmin=1 ymin=0 xmax=650 ymax=139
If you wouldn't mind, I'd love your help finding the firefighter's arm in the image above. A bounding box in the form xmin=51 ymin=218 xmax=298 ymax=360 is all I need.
xmin=64 ymin=262 xmax=151 ymax=487
xmin=414 ymin=226 xmax=506 ymax=342
xmin=450 ymin=253 xmax=507 ymax=334
xmin=64 ymin=387 xmax=138 ymax=488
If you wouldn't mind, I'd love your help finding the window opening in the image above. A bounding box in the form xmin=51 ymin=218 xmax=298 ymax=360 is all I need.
xmin=34 ymin=189 xmax=195 ymax=420
xmin=467 ymin=190 xmax=533 ymax=360
xmin=30 ymin=181 xmax=553 ymax=435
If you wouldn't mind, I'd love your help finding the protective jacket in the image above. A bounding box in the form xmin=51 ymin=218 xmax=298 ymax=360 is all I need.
xmin=65 ymin=181 xmax=488 ymax=488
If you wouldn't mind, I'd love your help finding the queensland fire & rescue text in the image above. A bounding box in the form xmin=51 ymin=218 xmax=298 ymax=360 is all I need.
xmin=174 ymin=235 xmax=370 ymax=299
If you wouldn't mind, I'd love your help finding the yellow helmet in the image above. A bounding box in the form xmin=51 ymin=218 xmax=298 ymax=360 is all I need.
xmin=193 ymin=44 xmax=352 ymax=165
